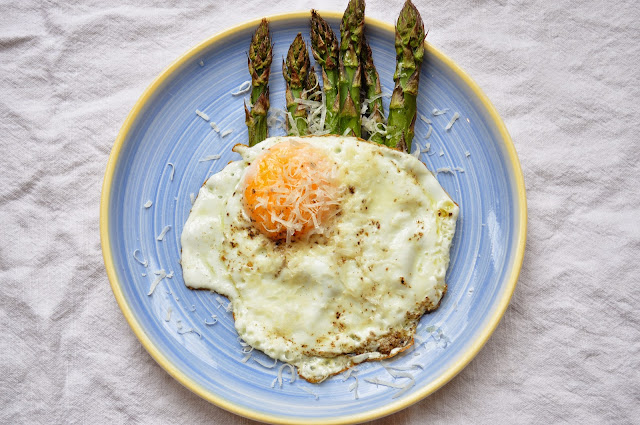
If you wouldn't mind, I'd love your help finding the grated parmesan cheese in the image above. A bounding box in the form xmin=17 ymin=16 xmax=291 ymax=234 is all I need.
xmin=445 ymin=112 xmax=460 ymax=131
xmin=144 ymin=200 xmax=152 ymax=208
xmin=453 ymin=166 xmax=465 ymax=173
xmin=436 ymin=167 xmax=454 ymax=175
xmin=132 ymin=249 xmax=148 ymax=267
xmin=216 ymin=296 xmax=232 ymax=312
xmin=432 ymin=108 xmax=449 ymax=116
xmin=210 ymin=121 xmax=220 ymax=132
xmin=299 ymin=385 xmax=319 ymax=400
xmin=274 ymin=364 xmax=297 ymax=388
xmin=178 ymin=328 xmax=202 ymax=338
xmin=342 ymin=368 xmax=360 ymax=400
xmin=165 ymin=307 xmax=172 ymax=322
xmin=230 ymin=80 xmax=251 ymax=96
xmin=221 ymin=129 xmax=233 ymax=138
xmin=351 ymin=353 xmax=371 ymax=363
xmin=253 ymin=357 xmax=278 ymax=369
xmin=148 ymin=269 xmax=167 ymax=295
xmin=204 ymin=315 xmax=218 ymax=325
xmin=419 ymin=113 xmax=432 ymax=125
xmin=364 ymin=378 xmax=405 ymax=389
xmin=166 ymin=162 xmax=175 ymax=181
xmin=190 ymin=193 xmax=195 ymax=205
xmin=439 ymin=150 xmax=444 ymax=157
xmin=286 ymin=112 xmax=301 ymax=136
xmin=156 ymin=225 xmax=171 ymax=241
xmin=342 ymin=127 xmax=352 ymax=136
xmin=349 ymin=378 xmax=360 ymax=399
xmin=195 ymin=109 xmax=210 ymax=121
xmin=198 ymin=154 xmax=221 ymax=162
xmin=465 ymin=151 xmax=471 ymax=157
xmin=384 ymin=368 xmax=416 ymax=399
xmin=267 ymin=108 xmax=288 ymax=132
xmin=425 ymin=125 xmax=433 ymax=139
xmin=382 ymin=363 xmax=423 ymax=372
xmin=421 ymin=143 xmax=431 ymax=153
xmin=199 ymin=59 xmax=204 ymax=67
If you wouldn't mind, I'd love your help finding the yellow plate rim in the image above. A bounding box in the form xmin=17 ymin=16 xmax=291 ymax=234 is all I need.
xmin=100 ymin=10 xmax=527 ymax=425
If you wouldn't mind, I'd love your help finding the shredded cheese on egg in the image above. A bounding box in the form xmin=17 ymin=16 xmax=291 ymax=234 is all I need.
xmin=245 ymin=144 xmax=342 ymax=243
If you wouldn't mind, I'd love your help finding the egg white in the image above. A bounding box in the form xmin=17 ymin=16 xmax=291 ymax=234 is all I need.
xmin=181 ymin=135 xmax=459 ymax=382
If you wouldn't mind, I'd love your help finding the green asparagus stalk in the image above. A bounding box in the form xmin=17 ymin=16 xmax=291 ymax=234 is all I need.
xmin=385 ymin=0 xmax=425 ymax=152
xmin=244 ymin=19 xmax=272 ymax=147
xmin=338 ymin=0 xmax=365 ymax=137
xmin=310 ymin=10 xmax=340 ymax=134
xmin=305 ymin=66 xmax=321 ymax=102
xmin=361 ymin=35 xmax=385 ymax=143
xmin=283 ymin=33 xmax=311 ymax=136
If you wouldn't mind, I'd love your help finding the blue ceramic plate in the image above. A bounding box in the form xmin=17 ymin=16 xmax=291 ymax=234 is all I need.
xmin=101 ymin=12 xmax=526 ymax=424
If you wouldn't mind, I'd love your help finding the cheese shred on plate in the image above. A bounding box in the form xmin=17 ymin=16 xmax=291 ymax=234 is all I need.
xmin=195 ymin=109 xmax=210 ymax=121
xmin=156 ymin=225 xmax=171 ymax=241
xmin=445 ymin=112 xmax=460 ymax=131
xmin=132 ymin=249 xmax=148 ymax=267
xmin=230 ymin=80 xmax=251 ymax=96
xmin=148 ymin=269 xmax=167 ymax=295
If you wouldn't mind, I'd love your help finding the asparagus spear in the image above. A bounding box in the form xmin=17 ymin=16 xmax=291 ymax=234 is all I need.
xmin=361 ymin=35 xmax=385 ymax=143
xmin=385 ymin=0 xmax=425 ymax=152
xmin=283 ymin=33 xmax=311 ymax=136
xmin=310 ymin=10 xmax=340 ymax=134
xmin=244 ymin=19 xmax=273 ymax=147
xmin=305 ymin=66 xmax=321 ymax=102
xmin=338 ymin=0 xmax=365 ymax=137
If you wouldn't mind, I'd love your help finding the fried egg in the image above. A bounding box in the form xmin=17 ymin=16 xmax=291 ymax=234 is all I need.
xmin=181 ymin=136 xmax=458 ymax=382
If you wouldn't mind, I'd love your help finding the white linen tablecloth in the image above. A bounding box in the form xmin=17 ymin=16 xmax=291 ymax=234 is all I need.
xmin=1 ymin=0 xmax=638 ymax=423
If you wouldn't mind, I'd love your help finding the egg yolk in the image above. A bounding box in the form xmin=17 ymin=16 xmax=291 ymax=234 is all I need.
xmin=243 ymin=140 xmax=340 ymax=242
